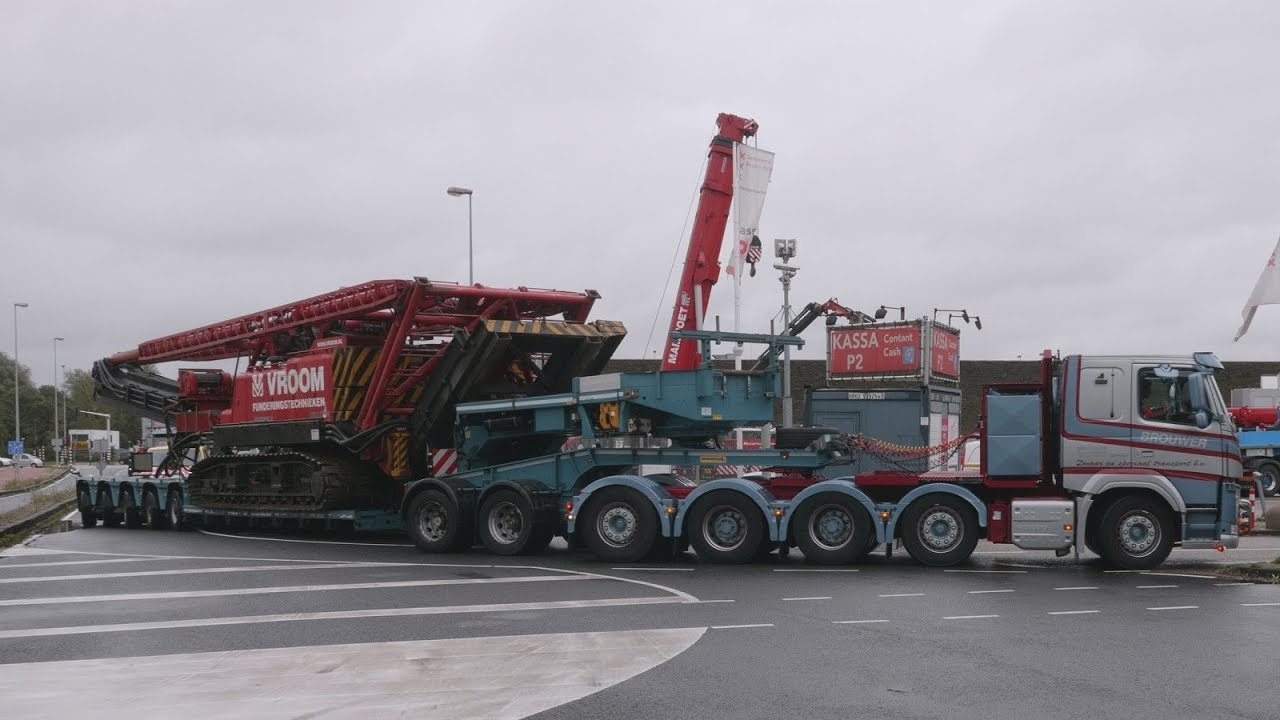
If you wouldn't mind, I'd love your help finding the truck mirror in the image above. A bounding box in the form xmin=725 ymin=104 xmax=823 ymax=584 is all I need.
xmin=1187 ymin=373 xmax=1209 ymax=413
xmin=1194 ymin=409 xmax=1211 ymax=429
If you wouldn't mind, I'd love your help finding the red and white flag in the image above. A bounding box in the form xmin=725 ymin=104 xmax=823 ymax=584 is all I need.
xmin=1236 ymin=236 xmax=1280 ymax=341
xmin=726 ymin=144 xmax=774 ymax=279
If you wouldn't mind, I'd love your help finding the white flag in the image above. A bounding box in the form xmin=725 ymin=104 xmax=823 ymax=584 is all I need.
xmin=1235 ymin=236 xmax=1280 ymax=341
xmin=726 ymin=144 xmax=774 ymax=278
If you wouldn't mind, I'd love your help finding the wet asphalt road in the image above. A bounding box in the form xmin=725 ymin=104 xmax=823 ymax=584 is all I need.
xmin=0 ymin=526 xmax=1277 ymax=719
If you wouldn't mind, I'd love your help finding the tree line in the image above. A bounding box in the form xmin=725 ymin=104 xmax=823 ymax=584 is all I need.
xmin=0 ymin=353 xmax=143 ymax=453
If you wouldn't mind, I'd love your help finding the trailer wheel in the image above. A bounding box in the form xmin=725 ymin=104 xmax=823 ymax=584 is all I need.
xmin=407 ymin=490 xmax=469 ymax=553
xmin=794 ymin=494 xmax=874 ymax=565
xmin=78 ymin=488 xmax=97 ymax=529
xmin=478 ymin=490 xmax=536 ymax=556
xmin=143 ymin=490 xmax=166 ymax=530
xmin=1255 ymin=460 xmax=1280 ymax=497
xmin=1097 ymin=495 xmax=1173 ymax=570
xmin=901 ymin=494 xmax=979 ymax=567
xmin=101 ymin=490 xmax=121 ymax=528
xmin=122 ymin=488 xmax=143 ymax=529
xmin=166 ymin=489 xmax=184 ymax=531
xmin=582 ymin=487 xmax=659 ymax=562
xmin=688 ymin=491 xmax=765 ymax=564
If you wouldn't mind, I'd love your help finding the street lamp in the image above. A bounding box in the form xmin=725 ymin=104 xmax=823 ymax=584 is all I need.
xmin=12 ymin=303 xmax=27 ymax=464
xmin=773 ymin=239 xmax=799 ymax=427
xmin=52 ymin=337 xmax=63 ymax=461
xmin=933 ymin=308 xmax=983 ymax=331
xmin=446 ymin=186 xmax=474 ymax=285
xmin=874 ymin=305 xmax=907 ymax=322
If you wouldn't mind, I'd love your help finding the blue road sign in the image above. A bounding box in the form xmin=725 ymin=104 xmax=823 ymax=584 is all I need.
xmin=7 ymin=440 xmax=23 ymax=456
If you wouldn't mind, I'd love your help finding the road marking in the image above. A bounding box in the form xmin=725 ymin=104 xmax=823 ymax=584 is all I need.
xmin=1048 ymin=610 xmax=1100 ymax=616
xmin=1147 ymin=605 xmax=1199 ymax=611
xmin=15 ymin=547 xmax=496 ymax=568
xmin=1135 ymin=584 xmax=1178 ymax=589
xmin=1241 ymin=602 xmax=1280 ymax=607
xmin=942 ymin=614 xmax=999 ymax=620
xmin=610 ymin=567 xmax=695 ymax=572
xmin=943 ymin=569 xmax=1027 ymax=574
xmin=534 ymin=566 xmax=699 ymax=603
xmin=993 ymin=562 xmax=1043 ymax=569
xmin=0 ymin=574 xmax=599 ymax=607
xmin=0 ymin=562 xmax=396 ymax=584
xmin=696 ymin=599 xmax=736 ymax=604
xmin=198 ymin=529 xmax=414 ymax=547
xmin=0 ymin=596 xmax=694 ymax=640
xmin=772 ymin=568 xmax=859 ymax=573
xmin=0 ymin=557 xmax=179 ymax=570
xmin=782 ymin=596 xmax=832 ymax=601
xmin=877 ymin=593 xmax=925 ymax=598
xmin=709 ymin=623 xmax=774 ymax=630
xmin=967 ymin=589 xmax=1015 ymax=594
xmin=833 ymin=619 xmax=889 ymax=624
xmin=1135 ymin=572 xmax=1217 ymax=580
xmin=0 ymin=628 xmax=706 ymax=720
xmin=1053 ymin=586 xmax=1098 ymax=591
xmin=1215 ymin=582 xmax=1254 ymax=587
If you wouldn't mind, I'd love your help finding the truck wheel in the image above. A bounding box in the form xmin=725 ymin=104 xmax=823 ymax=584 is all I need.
xmin=407 ymin=490 xmax=469 ymax=553
xmin=582 ymin=487 xmax=659 ymax=562
xmin=901 ymin=494 xmax=979 ymax=567
xmin=688 ymin=491 xmax=765 ymax=564
xmin=166 ymin=489 xmax=185 ymax=530
xmin=478 ymin=490 xmax=535 ymax=556
xmin=793 ymin=493 xmax=874 ymax=565
xmin=1255 ymin=460 xmax=1280 ymax=497
xmin=101 ymin=491 xmax=121 ymax=528
xmin=143 ymin=490 xmax=166 ymax=530
xmin=78 ymin=488 xmax=98 ymax=529
xmin=123 ymin=489 xmax=143 ymax=529
xmin=1097 ymin=495 xmax=1174 ymax=570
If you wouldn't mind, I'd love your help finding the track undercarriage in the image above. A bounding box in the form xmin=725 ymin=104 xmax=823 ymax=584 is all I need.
xmin=187 ymin=449 xmax=389 ymax=512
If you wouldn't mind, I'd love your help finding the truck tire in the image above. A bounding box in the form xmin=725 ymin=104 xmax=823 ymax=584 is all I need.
xmin=793 ymin=493 xmax=874 ymax=565
xmin=101 ymin=490 xmax=121 ymax=528
xmin=166 ymin=489 xmax=184 ymax=531
xmin=687 ymin=491 xmax=766 ymax=564
xmin=407 ymin=490 xmax=469 ymax=553
xmin=143 ymin=490 xmax=166 ymax=530
xmin=122 ymin=488 xmax=143 ymax=529
xmin=1097 ymin=495 xmax=1174 ymax=570
xmin=478 ymin=490 xmax=536 ymax=556
xmin=582 ymin=487 xmax=659 ymax=563
xmin=1255 ymin=459 xmax=1280 ymax=497
xmin=78 ymin=488 xmax=98 ymax=529
xmin=900 ymin=494 xmax=979 ymax=567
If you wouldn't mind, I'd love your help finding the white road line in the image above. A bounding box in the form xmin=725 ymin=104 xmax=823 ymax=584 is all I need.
xmin=0 ymin=574 xmax=599 ymax=607
xmin=12 ymin=547 xmax=493 ymax=568
xmin=197 ymin=529 xmax=413 ymax=547
xmin=0 ymin=596 xmax=693 ymax=640
xmin=772 ymin=568 xmax=859 ymax=573
xmin=0 ymin=557 xmax=184 ymax=570
xmin=532 ymin=567 xmax=699 ymax=603
xmin=1215 ymin=582 xmax=1254 ymax=587
xmin=0 ymin=563 xmax=393 ymax=584
xmin=709 ymin=623 xmax=774 ymax=630
xmin=696 ymin=599 xmax=736 ymax=604
xmin=877 ymin=593 xmax=925 ymax=598
xmin=942 ymin=614 xmax=999 ymax=620
xmin=1241 ymin=602 xmax=1280 ymax=607
xmin=782 ymin=596 xmax=832 ymax=601
xmin=943 ymin=569 xmax=1027 ymax=574
xmin=1135 ymin=571 xmax=1217 ymax=580
xmin=1048 ymin=610 xmax=1100 ymax=616
xmin=610 ymin=567 xmax=695 ymax=572
xmin=833 ymin=619 xmax=889 ymax=624
xmin=1053 ymin=586 xmax=1098 ymax=591
xmin=1135 ymin=584 xmax=1179 ymax=589
xmin=967 ymin=589 xmax=1015 ymax=594
xmin=1147 ymin=605 xmax=1199 ymax=611
xmin=993 ymin=562 xmax=1043 ymax=569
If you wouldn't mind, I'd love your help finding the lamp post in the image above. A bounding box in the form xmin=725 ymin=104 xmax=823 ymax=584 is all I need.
xmin=446 ymin=186 xmax=474 ymax=284
xmin=12 ymin=303 xmax=28 ymax=472
xmin=772 ymin=239 xmax=799 ymax=427
xmin=52 ymin=337 xmax=63 ymax=458
xmin=874 ymin=305 xmax=907 ymax=322
xmin=932 ymin=308 xmax=982 ymax=330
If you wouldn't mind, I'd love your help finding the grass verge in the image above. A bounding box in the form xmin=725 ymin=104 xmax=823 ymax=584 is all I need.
xmin=0 ymin=488 xmax=76 ymax=550
xmin=1219 ymin=555 xmax=1280 ymax=584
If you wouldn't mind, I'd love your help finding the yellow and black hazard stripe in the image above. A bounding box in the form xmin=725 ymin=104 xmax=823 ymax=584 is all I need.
xmin=384 ymin=430 xmax=410 ymax=479
xmin=484 ymin=319 xmax=627 ymax=337
xmin=331 ymin=347 xmax=380 ymax=420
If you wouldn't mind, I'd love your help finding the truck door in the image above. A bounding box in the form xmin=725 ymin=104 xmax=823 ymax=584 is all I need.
xmin=1131 ymin=364 xmax=1220 ymax=507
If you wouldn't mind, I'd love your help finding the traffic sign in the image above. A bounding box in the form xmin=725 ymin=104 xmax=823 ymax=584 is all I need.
xmin=7 ymin=440 xmax=22 ymax=456
xmin=51 ymin=438 xmax=63 ymax=450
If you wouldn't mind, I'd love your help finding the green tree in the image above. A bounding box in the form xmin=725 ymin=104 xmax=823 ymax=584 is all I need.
xmin=0 ymin=353 xmax=143 ymax=455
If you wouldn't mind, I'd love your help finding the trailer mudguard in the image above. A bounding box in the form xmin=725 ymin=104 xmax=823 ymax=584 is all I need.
xmin=568 ymin=475 xmax=676 ymax=537
xmin=673 ymin=478 xmax=780 ymax=541
xmin=885 ymin=484 xmax=988 ymax=541
xmin=780 ymin=479 xmax=884 ymax=543
xmin=400 ymin=476 xmax=479 ymax=517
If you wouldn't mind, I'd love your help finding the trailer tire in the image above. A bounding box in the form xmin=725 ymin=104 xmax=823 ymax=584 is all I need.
xmin=793 ymin=493 xmax=874 ymax=565
xmin=1255 ymin=459 xmax=1280 ymax=497
xmin=143 ymin=490 xmax=166 ymax=530
xmin=407 ymin=490 xmax=469 ymax=553
xmin=901 ymin=494 xmax=979 ymax=567
xmin=688 ymin=491 xmax=765 ymax=564
xmin=478 ymin=490 xmax=536 ymax=556
xmin=78 ymin=488 xmax=97 ymax=529
xmin=1097 ymin=495 xmax=1174 ymax=570
xmin=582 ymin=487 xmax=659 ymax=563
xmin=101 ymin=491 xmax=121 ymax=528
xmin=122 ymin=488 xmax=143 ymax=529
xmin=166 ymin=489 xmax=184 ymax=531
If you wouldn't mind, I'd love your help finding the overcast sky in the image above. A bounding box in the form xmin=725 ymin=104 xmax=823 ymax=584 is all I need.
xmin=4 ymin=1 xmax=1280 ymax=386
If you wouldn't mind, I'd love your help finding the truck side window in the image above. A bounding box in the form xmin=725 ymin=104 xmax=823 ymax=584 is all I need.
xmin=1137 ymin=369 xmax=1195 ymax=426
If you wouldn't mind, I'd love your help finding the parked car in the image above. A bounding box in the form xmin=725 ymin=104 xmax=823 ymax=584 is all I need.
xmin=13 ymin=453 xmax=44 ymax=468
xmin=0 ymin=456 xmax=11 ymax=467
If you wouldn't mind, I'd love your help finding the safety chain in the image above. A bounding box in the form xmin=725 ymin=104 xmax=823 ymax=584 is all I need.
xmin=846 ymin=433 xmax=977 ymax=472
